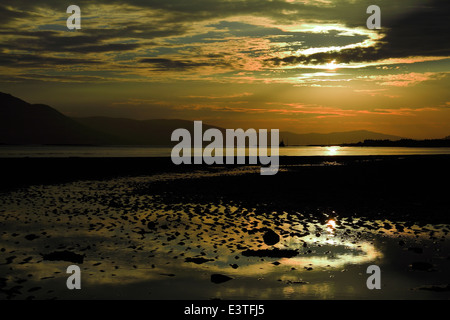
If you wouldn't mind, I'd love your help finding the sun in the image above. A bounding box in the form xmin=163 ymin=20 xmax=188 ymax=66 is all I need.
xmin=326 ymin=60 xmax=338 ymax=70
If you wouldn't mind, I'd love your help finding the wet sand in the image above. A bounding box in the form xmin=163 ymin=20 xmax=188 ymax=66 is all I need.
xmin=0 ymin=156 xmax=449 ymax=299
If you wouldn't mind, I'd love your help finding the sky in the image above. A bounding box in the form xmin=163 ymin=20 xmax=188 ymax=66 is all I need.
xmin=0 ymin=0 xmax=449 ymax=139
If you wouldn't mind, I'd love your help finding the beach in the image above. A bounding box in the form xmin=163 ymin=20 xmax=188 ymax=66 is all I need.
xmin=0 ymin=155 xmax=449 ymax=299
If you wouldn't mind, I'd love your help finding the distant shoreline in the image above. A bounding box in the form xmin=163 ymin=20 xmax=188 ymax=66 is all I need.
xmin=2 ymin=141 xmax=450 ymax=148
xmin=339 ymin=138 xmax=450 ymax=148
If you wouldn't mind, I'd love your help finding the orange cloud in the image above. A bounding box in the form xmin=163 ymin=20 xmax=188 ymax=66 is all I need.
xmin=182 ymin=92 xmax=253 ymax=99
xmin=367 ymin=72 xmax=449 ymax=87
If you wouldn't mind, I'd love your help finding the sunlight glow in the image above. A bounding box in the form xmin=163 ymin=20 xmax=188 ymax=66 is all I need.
xmin=327 ymin=219 xmax=336 ymax=229
xmin=326 ymin=60 xmax=338 ymax=70
xmin=325 ymin=146 xmax=340 ymax=156
xmin=326 ymin=218 xmax=336 ymax=236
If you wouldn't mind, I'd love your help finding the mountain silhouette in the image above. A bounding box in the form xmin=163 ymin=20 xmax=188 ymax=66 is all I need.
xmin=74 ymin=117 xmax=222 ymax=146
xmin=0 ymin=93 xmax=111 ymax=145
xmin=0 ymin=93 xmax=220 ymax=146
xmin=0 ymin=92 xmax=409 ymax=146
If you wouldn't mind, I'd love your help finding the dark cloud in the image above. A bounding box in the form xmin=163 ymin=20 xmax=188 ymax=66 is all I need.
xmin=268 ymin=0 xmax=450 ymax=66
xmin=0 ymin=23 xmax=184 ymax=54
xmin=139 ymin=58 xmax=230 ymax=70
xmin=0 ymin=73 xmax=107 ymax=83
xmin=0 ymin=0 xmax=397 ymax=27
xmin=1 ymin=0 xmax=447 ymax=74
xmin=0 ymin=53 xmax=102 ymax=68
xmin=12 ymin=37 xmax=140 ymax=54
xmin=381 ymin=0 xmax=450 ymax=57
xmin=268 ymin=46 xmax=381 ymax=66
xmin=0 ymin=5 xmax=33 ymax=24
xmin=0 ymin=20 xmax=185 ymax=68
xmin=71 ymin=43 xmax=140 ymax=53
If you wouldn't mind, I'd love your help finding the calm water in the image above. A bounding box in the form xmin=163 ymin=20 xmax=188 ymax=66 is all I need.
xmin=2 ymin=145 xmax=450 ymax=158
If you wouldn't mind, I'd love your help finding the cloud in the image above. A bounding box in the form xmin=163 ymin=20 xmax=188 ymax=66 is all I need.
xmin=366 ymin=72 xmax=449 ymax=87
xmin=183 ymin=92 xmax=253 ymax=99
xmin=0 ymin=53 xmax=102 ymax=68
xmin=139 ymin=58 xmax=231 ymax=70
xmin=259 ymin=102 xmax=445 ymax=119
xmin=0 ymin=0 xmax=448 ymax=84
xmin=0 ymin=5 xmax=32 ymax=24
xmin=267 ymin=0 xmax=450 ymax=66
xmin=111 ymin=98 xmax=159 ymax=106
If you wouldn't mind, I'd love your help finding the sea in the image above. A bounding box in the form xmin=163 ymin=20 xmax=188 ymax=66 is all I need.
xmin=2 ymin=145 xmax=450 ymax=157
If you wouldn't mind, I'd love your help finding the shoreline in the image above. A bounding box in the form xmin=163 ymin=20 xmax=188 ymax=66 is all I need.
xmin=1 ymin=155 xmax=449 ymax=224
xmin=0 ymin=154 xmax=449 ymax=300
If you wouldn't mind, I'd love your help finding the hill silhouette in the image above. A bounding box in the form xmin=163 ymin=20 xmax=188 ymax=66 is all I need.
xmin=344 ymin=139 xmax=450 ymax=147
xmin=0 ymin=92 xmax=421 ymax=146
xmin=0 ymin=92 xmax=221 ymax=146
xmin=0 ymin=93 xmax=112 ymax=145
xmin=74 ymin=117 xmax=222 ymax=146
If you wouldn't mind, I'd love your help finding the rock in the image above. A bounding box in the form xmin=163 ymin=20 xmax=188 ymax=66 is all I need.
xmin=383 ymin=222 xmax=393 ymax=230
xmin=241 ymin=248 xmax=298 ymax=258
xmin=5 ymin=256 xmax=16 ymax=264
xmin=25 ymin=234 xmax=39 ymax=241
xmin=18 ymin=257 xmax=32 ymax=265
xmin=263 ymin=229 xmax=280 ymax=246
xmin=211 ymin=274 xmax=233 ymax=284
xmin=41 ymin=251 xmax=85 ymax=264
xmin=185 ymin=257 xmax=214 ymax=264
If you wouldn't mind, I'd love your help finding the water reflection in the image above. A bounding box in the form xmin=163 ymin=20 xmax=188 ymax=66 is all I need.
xmin=325 ymin=146 xmax=340 ymax=156
xmin=277 ymin=218 xmax=383 ymax=271
xmin=0 ymin=176 xmax=449 ymax=300
xmin=4 ymin=145 xmax=450 ymax=158
xmin=326 ymin=219 xmax=336 ymax=234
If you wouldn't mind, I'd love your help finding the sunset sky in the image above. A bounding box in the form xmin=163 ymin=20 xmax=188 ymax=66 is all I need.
xmin=0 ymin=0 xmax=449 ymax=139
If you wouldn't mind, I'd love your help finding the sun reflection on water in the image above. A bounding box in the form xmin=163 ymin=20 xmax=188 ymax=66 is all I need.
xmin=327 ymin=219 xmax=336 ymax=234
xmin=325 ymin=146 xmax=340 ymax=156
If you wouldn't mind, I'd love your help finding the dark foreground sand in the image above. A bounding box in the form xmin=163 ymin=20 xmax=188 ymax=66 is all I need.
xmin=0 ymin=156 xmax=449 ymax=299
